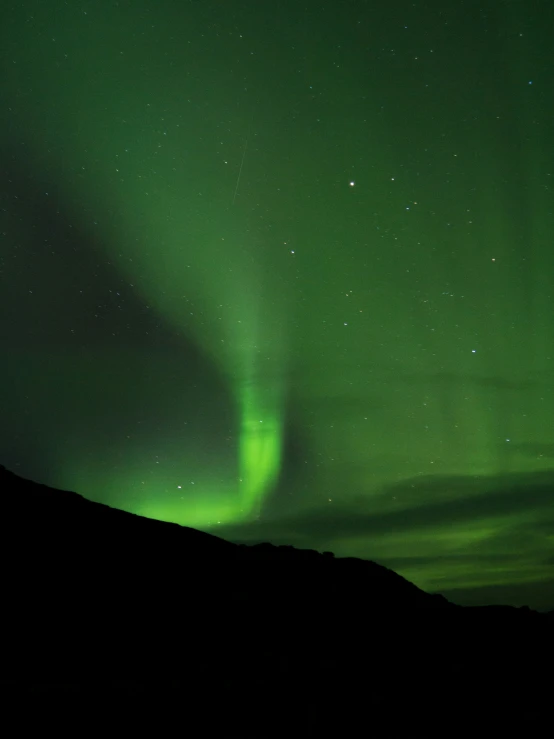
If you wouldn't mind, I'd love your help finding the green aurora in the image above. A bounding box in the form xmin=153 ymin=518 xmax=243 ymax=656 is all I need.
xmin=1 ymin=0 xmax=553 ymax=609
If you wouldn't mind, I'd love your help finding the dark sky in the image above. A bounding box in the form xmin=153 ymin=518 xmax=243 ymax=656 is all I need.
xmin=1 ymin=0 xmax=553 ymax=610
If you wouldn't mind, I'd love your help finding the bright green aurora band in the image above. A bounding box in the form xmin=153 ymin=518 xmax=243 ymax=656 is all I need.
xmin=120 ymin=213 xmax=289 ymax=527
xmin=1 ymin=1 xmax=554 ymax=610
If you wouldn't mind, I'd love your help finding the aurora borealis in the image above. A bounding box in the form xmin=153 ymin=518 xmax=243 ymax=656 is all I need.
xmin=1 ymin=0 xmax=553 ymax=610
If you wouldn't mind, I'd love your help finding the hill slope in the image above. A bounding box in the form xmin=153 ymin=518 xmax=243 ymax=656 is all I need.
xmin=1 ymin=464 xmax=551 ymax=734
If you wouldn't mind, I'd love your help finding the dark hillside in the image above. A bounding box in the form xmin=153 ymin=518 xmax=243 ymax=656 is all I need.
xmin=1 ymin=465 xmax=551 ymax=734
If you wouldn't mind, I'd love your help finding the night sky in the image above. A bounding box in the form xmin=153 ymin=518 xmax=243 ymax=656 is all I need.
xmin=1 ymin=0 xmax=553 ymax=610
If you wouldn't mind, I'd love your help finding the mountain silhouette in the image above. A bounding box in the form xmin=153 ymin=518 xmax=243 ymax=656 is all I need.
xmin=1 ymin=464 xmax=551 ymax=735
